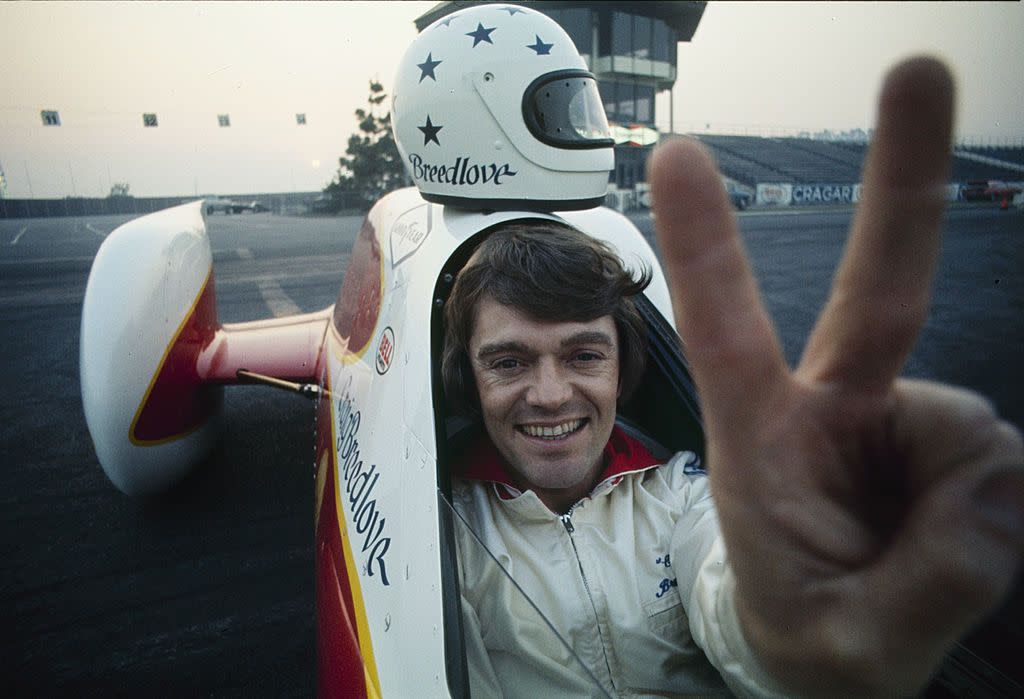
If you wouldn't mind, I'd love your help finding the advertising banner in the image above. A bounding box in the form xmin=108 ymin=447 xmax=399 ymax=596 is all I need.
xmin=756 ymin=183 xmax=793 ymax=206
xmin=753 ymin=182 xmax=965 ymax=210
xmin=790 ymin=183 xmax=860 ymax=205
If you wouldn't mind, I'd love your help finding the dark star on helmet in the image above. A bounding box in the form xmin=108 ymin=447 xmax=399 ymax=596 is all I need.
xmin=527 ymin=35 xmax=553 ymax=55
xmin=500 ymin=6 xmax=525 ymax=15
xmin=466 ymin=22 xmax=496 ymax=47
xmin=417 ymin=53 xmax=442 ymax=83
xmin=418 ymin=116 xmax=443 ymax=146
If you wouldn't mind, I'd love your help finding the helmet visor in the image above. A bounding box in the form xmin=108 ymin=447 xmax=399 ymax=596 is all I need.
xmin=525 ymin=71 xmax=613 ymax=148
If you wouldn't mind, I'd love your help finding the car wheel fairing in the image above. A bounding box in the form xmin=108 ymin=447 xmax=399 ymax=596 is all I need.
xmin=81 ymin=201 xmax=222 ymax=495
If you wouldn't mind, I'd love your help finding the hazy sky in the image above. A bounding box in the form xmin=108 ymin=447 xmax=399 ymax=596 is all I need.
xmin=1 ymin=1 xmax=1022 ymax=198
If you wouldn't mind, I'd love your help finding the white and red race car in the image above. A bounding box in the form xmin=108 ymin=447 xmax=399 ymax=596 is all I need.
xmin=80 ymin=188 xmax=703 ymax=697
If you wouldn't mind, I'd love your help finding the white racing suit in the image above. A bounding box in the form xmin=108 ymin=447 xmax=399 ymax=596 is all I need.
xmin=453 ymin=427 xmax=787 ymax=698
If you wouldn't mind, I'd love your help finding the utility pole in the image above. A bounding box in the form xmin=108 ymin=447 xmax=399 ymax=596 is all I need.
xmin=23 ymin=161 xmax=34 ymax=197
xmin=669 ymin=87 xmax=674 ymax=134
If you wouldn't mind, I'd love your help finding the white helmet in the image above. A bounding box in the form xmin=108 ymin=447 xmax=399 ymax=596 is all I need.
xmin=392 ymin=3 xmax=614 ymax=211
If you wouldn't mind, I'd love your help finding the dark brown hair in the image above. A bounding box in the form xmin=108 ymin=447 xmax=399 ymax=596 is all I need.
xmin=442 ymin=220 xmax=652 ymax=415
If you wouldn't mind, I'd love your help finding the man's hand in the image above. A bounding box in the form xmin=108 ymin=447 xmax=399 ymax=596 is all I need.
xmin=649 ymin=57 xmax=1024 ymax=696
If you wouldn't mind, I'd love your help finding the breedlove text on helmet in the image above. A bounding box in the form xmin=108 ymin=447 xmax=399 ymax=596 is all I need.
xmin=392 ymin=3 xmax=614 ymax=211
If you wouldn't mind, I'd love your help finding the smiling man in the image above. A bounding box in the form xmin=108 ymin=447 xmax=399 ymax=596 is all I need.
xmin=442 ymin=220 xmax=656 ymax=511
xmin=468 ymin=300 xmax=620 ymax=513
xmin=443 ymin=221 xmax=745 ymax=697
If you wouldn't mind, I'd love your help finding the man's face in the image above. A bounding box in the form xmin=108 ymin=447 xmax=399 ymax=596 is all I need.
xmin=468 ymin=295 xmax=620 ymax=513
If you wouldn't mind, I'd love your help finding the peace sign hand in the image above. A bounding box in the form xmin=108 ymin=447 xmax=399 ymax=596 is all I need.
xmin=649 ymin=57 xmax=1023 ymax=696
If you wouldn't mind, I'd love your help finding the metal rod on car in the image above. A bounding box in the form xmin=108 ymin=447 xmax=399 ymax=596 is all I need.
xmin=236 ymin=369 xmax=323 ymax=399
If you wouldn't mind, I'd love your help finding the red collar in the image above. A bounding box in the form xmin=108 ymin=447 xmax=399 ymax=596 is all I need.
xmin=454 ymin=425 xmax=660 ymax=494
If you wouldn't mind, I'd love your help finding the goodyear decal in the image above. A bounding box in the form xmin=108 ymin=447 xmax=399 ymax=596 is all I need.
xmin=389 ymin=203 xmax=432 ymax=268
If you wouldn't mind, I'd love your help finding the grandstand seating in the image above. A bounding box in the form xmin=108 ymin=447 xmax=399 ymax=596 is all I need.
xmin=949 ymin=157 xmax=1024 ymax=183
xmin=696 ymin=135 xmax=865 ymax=185
xmin=959 ymin=146 xmax=1024 ymax=166
xmin=692 ymin=135 xmax=1024 ymax=187
xmin=951 ymin=146 xmax=1024 ymax=181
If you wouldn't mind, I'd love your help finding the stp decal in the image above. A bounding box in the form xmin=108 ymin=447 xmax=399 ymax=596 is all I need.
xmin=375 ymin=327 xmax=395 ymax=375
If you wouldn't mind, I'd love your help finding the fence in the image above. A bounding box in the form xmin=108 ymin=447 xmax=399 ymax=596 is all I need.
xmin=0 ymin=190 xmax=341 ymax=219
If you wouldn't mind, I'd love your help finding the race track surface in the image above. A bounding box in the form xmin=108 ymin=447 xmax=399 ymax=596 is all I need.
xmin=2 ymin=204 xmax=1021 ymax=696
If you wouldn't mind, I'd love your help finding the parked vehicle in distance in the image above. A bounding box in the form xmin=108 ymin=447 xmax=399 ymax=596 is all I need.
xmin=960 ymin=179 xmax=1022 ymax=202
xmin=203 ymin=196 xmax=237 ymax=214
xmin=307 ymin=194 xmax=334 ymax=214
xmin=202 ymin=197 xmax=268 ymax=214
xmin=725 ymin=180 xmax=752 ymax=210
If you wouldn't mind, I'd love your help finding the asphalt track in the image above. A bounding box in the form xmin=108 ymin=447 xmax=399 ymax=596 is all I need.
xmin=2 ymin=203 xmax=1021 ymax=696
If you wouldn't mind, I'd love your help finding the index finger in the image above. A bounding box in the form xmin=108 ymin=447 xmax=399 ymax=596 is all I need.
xmin=649 ymin=138 xmax=788 ymax=437
xmin=800 ymin=57 xmax=955 ymax=392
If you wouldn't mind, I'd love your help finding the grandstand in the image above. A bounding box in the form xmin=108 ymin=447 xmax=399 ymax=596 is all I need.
xmin=960 ymin=145 xmax=1024 ymax=165
xmin=695 ymin=135 xmax=866 ymax=185
xmin=952 ymin=145 xmax=1024 ymax=181
xmin=693 ymin=135 xmax=1024 ymax=188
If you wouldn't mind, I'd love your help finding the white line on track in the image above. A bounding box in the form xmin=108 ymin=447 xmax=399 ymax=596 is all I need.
xmin=11 ymin=226 xmax=29 ymax=245
xmin=236 ymin=247 xmax=301 ymax=317
xmin=85 ymin=223 xmax=106 ymax=238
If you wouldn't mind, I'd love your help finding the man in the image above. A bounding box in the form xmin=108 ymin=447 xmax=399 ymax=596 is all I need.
xmin=446 ymin=221 xmax=747 ymax=696
xmin=442 ymin=57 xmax=1023 ymax=698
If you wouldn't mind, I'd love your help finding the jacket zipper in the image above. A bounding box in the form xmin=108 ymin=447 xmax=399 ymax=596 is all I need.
xmin=560 ymin=508 xmax=617 ymax=695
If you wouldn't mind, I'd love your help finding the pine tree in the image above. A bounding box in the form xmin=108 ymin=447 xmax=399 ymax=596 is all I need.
xmin=324 ymin=81 xmax=408 ymax=212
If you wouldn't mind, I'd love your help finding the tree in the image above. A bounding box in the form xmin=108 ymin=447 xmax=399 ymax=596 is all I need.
xmin=323 ymin=80 xmax=408 ymax=212
xmin=108 ymin=182 xmax=131 ymax=198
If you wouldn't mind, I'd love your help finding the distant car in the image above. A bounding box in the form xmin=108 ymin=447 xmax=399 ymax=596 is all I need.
xmin=203 ymin=198 xmax=269 ymax=214
xmin=987 ymin=181 xmax=1022 ymax=202
xmin=961 ymin=180 xmax=1021 ymax=202
xmin=725 ymin=181 xmax=752 ymax=210
xmin=307 ymin=195 xmax=334 ymax=214
xmin=204 ymin=197 xmax=238 ymax=214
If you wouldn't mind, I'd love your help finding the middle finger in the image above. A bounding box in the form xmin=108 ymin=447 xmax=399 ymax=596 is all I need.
xmin=799 ymin=57 xmax=954 ymax=393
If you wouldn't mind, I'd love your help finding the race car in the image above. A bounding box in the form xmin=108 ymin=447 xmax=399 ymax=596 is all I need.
xmin=80 ymin=183 xmax=702 ymax=698
xmin=960 ymin=179 xmax=1022 ymax=202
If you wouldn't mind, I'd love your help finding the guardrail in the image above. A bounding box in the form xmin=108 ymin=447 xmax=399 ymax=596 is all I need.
xmin=0 ymin=191 xmax=333 ymax=219
xmin=0 ymin=196 xmax=195 ymax=219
